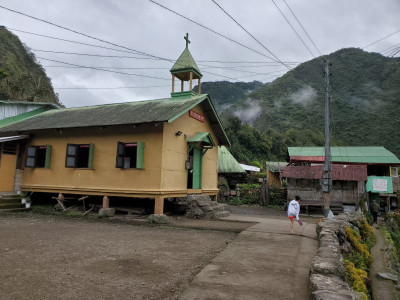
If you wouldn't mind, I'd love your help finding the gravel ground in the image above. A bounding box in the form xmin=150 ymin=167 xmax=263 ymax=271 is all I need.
xmin=0 ymin=213 xmax=237 ymax=300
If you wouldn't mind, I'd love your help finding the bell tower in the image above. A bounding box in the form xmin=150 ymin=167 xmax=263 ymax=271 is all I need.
xmin=170 ymin=33 xmax=202 ymax=98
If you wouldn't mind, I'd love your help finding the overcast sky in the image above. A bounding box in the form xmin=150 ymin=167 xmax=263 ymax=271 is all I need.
xmin=0 ymin=0 xmax=399 ymax=107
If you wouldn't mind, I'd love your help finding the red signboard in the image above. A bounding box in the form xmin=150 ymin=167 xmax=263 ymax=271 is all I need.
xmin=189 ymin=110 xmax=205 ymax=123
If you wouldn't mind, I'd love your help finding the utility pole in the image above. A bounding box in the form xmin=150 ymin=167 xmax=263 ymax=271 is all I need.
xmin=322 ymin=59 xmax=332 ymax=217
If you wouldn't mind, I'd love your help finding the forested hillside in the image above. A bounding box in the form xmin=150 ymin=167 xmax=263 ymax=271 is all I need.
xmin=194 ymin=80 xmax=263 ymax=112
xmin=206 ymin=48 xmax=400 ymax=163
xmin=0 ymin=26 xmax=60 ymax=104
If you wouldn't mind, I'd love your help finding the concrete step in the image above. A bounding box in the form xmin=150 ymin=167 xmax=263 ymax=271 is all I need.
xmin=0 ymin=207 xmax=30 ymax=213
xmin=0 ymin=203 xmax=25 ymax=209
xmin=0 ymin=198 xmax=22 ymax=204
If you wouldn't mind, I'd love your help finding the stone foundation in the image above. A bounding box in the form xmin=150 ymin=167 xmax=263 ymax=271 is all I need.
xmin=310 ymin=212 xmax=364 ymax=300
xmin=185 ymin=194 xmax=231 ymax=220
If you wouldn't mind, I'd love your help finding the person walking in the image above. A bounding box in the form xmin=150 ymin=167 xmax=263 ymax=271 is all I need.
xmin=288 ymin=196 xmax=301 ymax=234
xmin=370 ymin=200 xmax=380 ymax=224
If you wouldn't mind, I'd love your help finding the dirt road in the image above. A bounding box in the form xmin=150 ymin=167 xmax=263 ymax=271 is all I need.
xmin=0 ymin=213 xmax=237 ymax=300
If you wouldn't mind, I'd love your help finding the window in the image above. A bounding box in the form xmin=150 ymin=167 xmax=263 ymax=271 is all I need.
xmin=25 ymin=145 xmax=52 ymax=168
xmin=116 ymin=141 xmax=144 ymax=169
xmin=391 ymin=167 xmax=398 ymax=177
xmin=65 ymin=143 xmax=94 ymax=168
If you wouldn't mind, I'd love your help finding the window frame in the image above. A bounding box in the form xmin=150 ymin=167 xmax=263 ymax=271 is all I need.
xmin=115 ymin=141 xmax=144 ymax=169
xmin=25 ymin=145 xmax=52 ymax=168
xmin=65 ymin=143 xmax=94 ymax=169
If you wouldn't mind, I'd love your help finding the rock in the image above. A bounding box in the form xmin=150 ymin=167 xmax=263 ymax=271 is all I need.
xmin=312 ymin=289 xmax=363 ymax=300
xmin=185 ymin=194 xmax=230 ymax=220
xmin=377 ymin=272 xmax=399 ymax=283
xmin=148 ymin=214 xmax=170 ymax=224
xmin=98 ymin=208 xmax=115 ymax=217
xmin=311 ymin=256 xmax=346 ymax=278
xmin=310 ymin=274 xmax=351 ymax=292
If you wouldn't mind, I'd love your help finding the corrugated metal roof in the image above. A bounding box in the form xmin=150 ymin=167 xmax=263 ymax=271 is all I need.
xmin=0 ymin=107 xmax=49 ymax=128
xmin=240 ymin=164 xmax=260 ymax=172
xmin=282 ymin=164 xmax=368 ymax=181
xmin=0 ymin=95 xmax=230 ymax=146
xmin=265 ymin=161 xmax=288 ymax=172
xmin=288 ymin=146 xmax=400 ymax=164
xmin=170 ymin=47 xmax=202 ymax=80
xmin=218 ymin=146 xmax=245 ymax=173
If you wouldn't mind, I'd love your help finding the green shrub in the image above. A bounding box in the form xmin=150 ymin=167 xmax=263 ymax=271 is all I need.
xmin=237 ymin=183 xmax=260 ymax=205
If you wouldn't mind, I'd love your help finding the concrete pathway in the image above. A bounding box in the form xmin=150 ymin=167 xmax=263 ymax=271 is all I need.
xmin=179 ymin=214 xmax=318 ymax=300
xmin=370 ymin=223 xmax=400 ymax=300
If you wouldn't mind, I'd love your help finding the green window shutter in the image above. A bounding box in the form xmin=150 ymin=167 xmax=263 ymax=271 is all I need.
xmin=116 ymin=142 xmax=125 ymax=168
xmin=65 ymin=144 xmax=78 ymax=168
xmin=26 ymin=146 xmax=37 ymax=168
xmin=136 ymin=141 xmax=144 ymax=169
xmin=88 ymin=143 xmax=95 ymax=169
xmin=45 ymin=145 xmax=52 ymax=168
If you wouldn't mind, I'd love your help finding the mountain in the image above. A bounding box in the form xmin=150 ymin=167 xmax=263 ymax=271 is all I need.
xmin=193 ymin=80 xmax=264 ymax=112
xmin=202 ymin=48 xmax=400 ymax=162
xmin=0 ymin=26 xmax=60 ymax=105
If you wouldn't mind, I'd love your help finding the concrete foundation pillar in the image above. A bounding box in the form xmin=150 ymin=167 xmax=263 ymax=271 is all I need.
xmin=154 ymin=197 xmax=164 ymax=215
xmin=103 ymin=196 xmax=109 ymax=208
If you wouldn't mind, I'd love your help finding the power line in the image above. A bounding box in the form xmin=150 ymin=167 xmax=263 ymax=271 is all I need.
xmin=362 ymin=28 xmax=400 ymax=49
xmin=8 ymin=28 xmax=158 ymax=58
xmin=271 ymin=0 xmax=315 ymax=58
xmin=380 ymin=42 xmax=400 ymax=55
xmin=0 ymin=5 xmax=157 ymax=59
xmin=36 ymin=57 xmax=170 ymax=80
xmin=281 ymin=0 xmax=322 ymax=56
xmin=211 ymin=0 xmax=291 ymax=70
xmin=147 ymin=0 xmax=281 ymax=63
xmin=54 ymin=85 xmax=171 ymax=90
xmin=31 ymin=49 xmax=161 ymax=60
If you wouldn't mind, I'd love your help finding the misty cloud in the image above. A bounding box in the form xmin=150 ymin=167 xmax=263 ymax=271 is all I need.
xmin=233 ymin=98 xmax=262 ymax=125
xmin=289 ymin=86 xmax=317 ymax=105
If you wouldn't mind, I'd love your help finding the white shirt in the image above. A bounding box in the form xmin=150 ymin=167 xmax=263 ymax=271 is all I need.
xmin=287 ymin=199 xmax=300 ymax=220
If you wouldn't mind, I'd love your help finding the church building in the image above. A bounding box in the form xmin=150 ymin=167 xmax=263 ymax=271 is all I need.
xmin=0 ymin=34 xmax=230 ymax=215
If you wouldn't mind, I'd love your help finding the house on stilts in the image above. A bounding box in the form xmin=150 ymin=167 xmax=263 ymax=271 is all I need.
xmin=0 ymin=34 xmax=230 ymax=215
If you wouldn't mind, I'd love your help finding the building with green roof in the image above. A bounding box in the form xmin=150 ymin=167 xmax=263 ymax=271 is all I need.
xmin=0 ymin=34 xmax=230 ymax=216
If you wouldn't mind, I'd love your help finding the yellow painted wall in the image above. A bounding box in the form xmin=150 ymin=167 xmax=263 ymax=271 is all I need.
xmin=162 ymin=102 xmax=219 ymax=194
xmin=0 ymin=153 xmax=17 ymax=192
xmin=22 ymin=124 xmax=164 ymax=196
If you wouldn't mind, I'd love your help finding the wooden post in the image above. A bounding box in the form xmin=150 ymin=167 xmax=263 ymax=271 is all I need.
xmin=58 ymin=193 xmax=64 ymax=203
xmin=181 ymin=80 xmax=184 ymax=92
xmin=198 ymin=78 xmax=201 ymax=94
xmin=154 ymin=197 xmax=164 ymax=215
xmin=172 ymin=75 xmax=175 ymax=93
xmin=189 ymin=72 xmax=193 ymax=91
xmin=103 ymin=196 xmax=109 ymax=209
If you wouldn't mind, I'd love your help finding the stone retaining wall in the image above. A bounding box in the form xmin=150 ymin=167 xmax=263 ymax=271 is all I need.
xmin=310 ymin=212 xmax=364 ymax=300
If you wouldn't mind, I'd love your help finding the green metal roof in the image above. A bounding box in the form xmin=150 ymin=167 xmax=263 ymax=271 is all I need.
xmin=0 ymin=107 xmax=49 ymax=128
xmin=188 ymin=132 xmax=215 ymax=148
xmin=218 ymin=146 xmax=245 ymax=173
xmin=170 ymin=47 xmax=202 ymax=79
xmin=0 ymin=95 xmax=230 ymax=146
xmin=288 ymin=146 xmax=400 ymax=164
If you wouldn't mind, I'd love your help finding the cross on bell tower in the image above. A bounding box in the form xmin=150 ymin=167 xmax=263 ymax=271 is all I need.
xmin=170 ymin=33 xmax=203 ymax=98
xmin=184 ymin=33 xmax=190 ymax=48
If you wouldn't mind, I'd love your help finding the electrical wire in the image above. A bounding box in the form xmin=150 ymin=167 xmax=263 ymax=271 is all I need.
xmin=54 ymin=85 xmax=171 ymax=90
xmin=362 ymin=28 xmax=400 ymax=49
xmin=0 ymin=5 xmax=157 ymax=59
xmin=147 ymin=0 xmax=281 ymax=63
xmin=211 ymin=0 xmax=291 ymax=70
xmin=36 ymin=57 xmax=170 ymax=80
xmin=271 ymin=0 xmax=315 ymax=58
xmin=281 ymin=0 xmax=321 ymax=56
